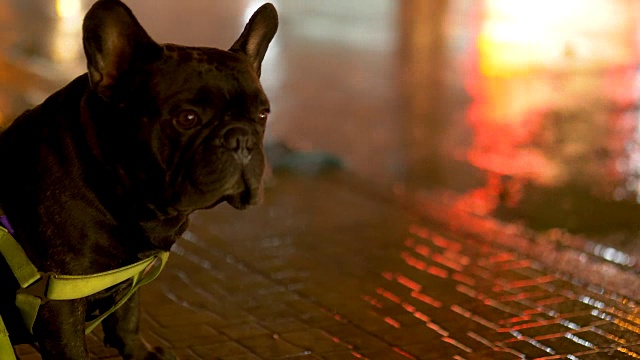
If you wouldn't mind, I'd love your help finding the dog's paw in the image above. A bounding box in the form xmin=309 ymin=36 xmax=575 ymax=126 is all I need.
xmin=144 ymin=346 xmax=177 ymax=360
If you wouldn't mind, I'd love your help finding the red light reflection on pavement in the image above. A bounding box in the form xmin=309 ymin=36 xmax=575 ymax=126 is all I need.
xmin=359 ymin=218 xmax=640 ymax=358
xmin=393 ymin=347 xmax=418 ymax=360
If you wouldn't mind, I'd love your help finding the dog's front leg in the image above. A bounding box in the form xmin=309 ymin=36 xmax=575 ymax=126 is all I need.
xmin=103 ymin=290 xmax=176 ymax=360
xmin=35 ymin=299 xmax=90 ymax=359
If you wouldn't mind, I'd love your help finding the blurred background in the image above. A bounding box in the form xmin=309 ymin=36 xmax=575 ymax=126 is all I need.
xmin=2 ymin=0 xmax=640 ymax=274
xmin=8 ymin=1 xmax=640 ymax=358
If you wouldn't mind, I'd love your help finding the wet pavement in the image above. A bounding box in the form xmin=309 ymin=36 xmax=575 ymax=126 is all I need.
xmin=14 ymin=173 xmax=640 ymax=359
xmin=4 ymin=0 xmax=640 ymax=359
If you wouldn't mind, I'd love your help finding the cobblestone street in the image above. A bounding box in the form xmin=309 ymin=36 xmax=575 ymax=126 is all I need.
xmin=13 ymin=173 xmax=640 ymax=359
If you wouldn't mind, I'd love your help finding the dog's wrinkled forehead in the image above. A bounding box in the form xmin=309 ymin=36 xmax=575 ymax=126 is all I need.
xmin=162 ymin=45 xmax=239 ymax=67
xmin=151 ymin=44 xmax=269 ymax=109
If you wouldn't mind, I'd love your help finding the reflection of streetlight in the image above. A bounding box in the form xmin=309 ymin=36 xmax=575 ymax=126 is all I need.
xmin=480 ymin=0 xmax=636 ymax=75
xmin=51 ymin=0 xmax=84 ymax=74
xmin=56 ymin=0 xmax=82 ymax=20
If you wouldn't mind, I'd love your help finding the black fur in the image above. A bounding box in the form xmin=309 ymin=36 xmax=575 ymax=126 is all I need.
xmin=0 ymin=1 xmax=277 ymax=358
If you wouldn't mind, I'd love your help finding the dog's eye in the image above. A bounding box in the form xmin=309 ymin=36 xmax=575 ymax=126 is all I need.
xmin=258 ymin=111 xmax=269 ymax=122
xmin=174 ymin=110 xmax=201 ymax=130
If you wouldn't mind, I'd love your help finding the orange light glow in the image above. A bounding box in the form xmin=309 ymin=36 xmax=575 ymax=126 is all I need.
xmin=52 ymin=0 xmax=85 ymax=72
xmin=411 ymin=291 xmax=443 ymax=308
xmin=452 ymin=273 xmax=476 ymax=286
xmin=396 ymin=274 xmax=422 ymax=291
xmin=413 ymin=311 xmax=430 ymax=323
xmin=56 ymin=0 xmax=81 ymax=19
xmin=384 ymin=317 xmax=401 ymax=328
xmin=376 ymin=288 xmax=402 ymax=304
xmin=462 ymin=1 xmax=640 ymax=192
xmin=392 ymin=347 xmax=417 ymax=360
xmin=480 ymin=0 xmax=638 ymax=76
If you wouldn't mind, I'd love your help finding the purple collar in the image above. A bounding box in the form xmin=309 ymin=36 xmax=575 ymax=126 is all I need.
xmin=0 ymin=215 xmax=14 ymax=235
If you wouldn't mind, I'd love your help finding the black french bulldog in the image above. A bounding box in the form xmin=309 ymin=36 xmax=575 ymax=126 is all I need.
xmin=0 ymin=0 xmax=277 ymax=358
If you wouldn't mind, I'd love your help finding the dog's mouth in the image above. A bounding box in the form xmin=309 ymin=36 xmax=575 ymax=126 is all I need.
xmin=223 ymin=188 xmax=259 ymax=209
xmin=168 ymin=151 xmax=265 ymax=213
xmin=206 ymin=173 xmax=262 ymax=210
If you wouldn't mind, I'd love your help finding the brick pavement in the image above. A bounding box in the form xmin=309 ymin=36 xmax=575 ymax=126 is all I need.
xmin=13 ymin=172 xmax=640 ymax=359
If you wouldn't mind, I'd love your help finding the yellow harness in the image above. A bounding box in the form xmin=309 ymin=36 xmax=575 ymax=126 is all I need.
xmin=0 ymin=226 xmax=169 ymax=359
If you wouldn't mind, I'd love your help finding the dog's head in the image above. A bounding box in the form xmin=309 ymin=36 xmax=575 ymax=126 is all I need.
xmin=81 ymin=0 xmax=278 ymax=215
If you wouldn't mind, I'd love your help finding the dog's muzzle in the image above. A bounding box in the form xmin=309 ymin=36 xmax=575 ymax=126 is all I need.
xmin=221 ymin=124 xmax=257 ymax=165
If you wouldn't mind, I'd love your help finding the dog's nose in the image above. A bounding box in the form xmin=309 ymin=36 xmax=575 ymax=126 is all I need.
xmin=221 ymin=126 xmax=255 ymax=162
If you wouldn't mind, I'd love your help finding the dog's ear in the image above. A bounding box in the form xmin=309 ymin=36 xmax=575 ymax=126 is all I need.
xmin=82 ymin=0 xmax=161 ymax=100
xmin=230 ymin=3 xmax=278 ymax=77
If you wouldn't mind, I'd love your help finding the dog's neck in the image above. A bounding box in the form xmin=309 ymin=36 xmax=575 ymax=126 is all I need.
xmin=79 ymin=87 xmax=189 ymax=251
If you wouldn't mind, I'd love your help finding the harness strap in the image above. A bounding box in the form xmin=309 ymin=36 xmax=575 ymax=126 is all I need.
xmin=0 ymin=226 xmax=169 ymax=357
xmin=84 ymin=251 xmax=169 ymax=334
xmin=0 ymin=316 xmax=14 ymax=360
xmin=0 ymin=227 xmax=40 ymax=289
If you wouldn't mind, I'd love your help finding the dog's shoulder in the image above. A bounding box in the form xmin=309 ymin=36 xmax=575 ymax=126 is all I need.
xmin=1 ymin=74 xmax=90 ymax=139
